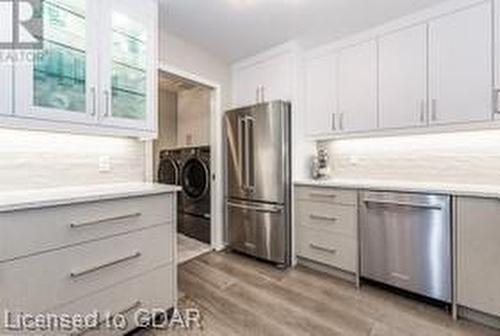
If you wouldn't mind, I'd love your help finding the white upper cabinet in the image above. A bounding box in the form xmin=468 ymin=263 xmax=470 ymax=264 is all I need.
xmin=15 ymin=0 xmax=98 ymax=124
xmin=232 ymin=62 xmax=266 ymax=107
xmin=99 ymin=0 xmax=157 ymax=132
xmin=379 ymin=24 xmax=428 ymax=129
xmin=0 ymin=61 xmax=12 ymax=116
xmin=302 ymin=0 xmax=496 ymax=138
xmin=232 ymin=45 xmax=295 ymax=108
xmin=338 ymin=40 xmax=378 ymax=132
xmin=11 ymin=0 xmax=158 ymax=138
xmin=428 ymin=2 xmax=493 ymax=125
xmin=304 ymin=53 xmax=337 ymax=136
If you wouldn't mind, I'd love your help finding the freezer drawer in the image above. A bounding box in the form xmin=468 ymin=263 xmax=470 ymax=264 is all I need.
xmin=360 ymin=191 xmax=452 ymax=302
xmin=227 ymin=200 xmax=287 ymax=264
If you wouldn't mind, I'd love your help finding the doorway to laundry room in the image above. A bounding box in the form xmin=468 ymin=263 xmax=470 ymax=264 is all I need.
xmin=154 ymin=69 xmax=215 ymax=264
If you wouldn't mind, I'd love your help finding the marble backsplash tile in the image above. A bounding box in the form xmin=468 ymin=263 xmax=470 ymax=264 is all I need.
xmin=318 ymin=130 xmax=500 ymax=185
xmin=0 ymin=129 xmax=145 ymax=191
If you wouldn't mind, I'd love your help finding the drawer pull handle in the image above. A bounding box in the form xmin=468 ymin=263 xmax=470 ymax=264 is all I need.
xmin=310 ymin=243 xmax=337 ymax=254
xmin=309 ymin=193 xmax=337 ymax=198
xmin=70 ymin=212 xmax=142 ymax=229
xmin=73 ymin=300 xmax=142 ymax=336
xmin=310 ymin=214 xmax=337 ymax=222
xmin=70 ymin=251 xmax=142 ymax=278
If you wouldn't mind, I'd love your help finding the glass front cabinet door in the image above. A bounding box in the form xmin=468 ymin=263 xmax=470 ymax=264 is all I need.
xmin=99 ymin=0 xmax=157 ymax=132
xmin=13 ymin=0 xmax=157 ymax=137
xmin=15 ymin=0 xmax=98 ymax=124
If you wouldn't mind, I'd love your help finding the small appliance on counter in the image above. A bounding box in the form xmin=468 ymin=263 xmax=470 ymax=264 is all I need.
xmin=311 ymin=148 xmax=330 ymax=180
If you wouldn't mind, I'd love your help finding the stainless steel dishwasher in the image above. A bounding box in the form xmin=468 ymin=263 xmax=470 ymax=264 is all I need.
xmin=360 ymin=191 xmax=452 ymax=302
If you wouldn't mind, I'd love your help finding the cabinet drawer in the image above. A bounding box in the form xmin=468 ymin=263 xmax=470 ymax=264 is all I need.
xmin=297 ymin=226 xmax=357 ymax=272
xmin=296 ymin=201 xmax=357 ymax=237
xmin=0 ymin=224 xmax=173 ymax=317
xmin=295 ymin=186 xmax=357 ymax=206
xmin=2 ymin=264 xmax=175 ymax=336
xmin=0 ymin=194 xmax=173 ymax=263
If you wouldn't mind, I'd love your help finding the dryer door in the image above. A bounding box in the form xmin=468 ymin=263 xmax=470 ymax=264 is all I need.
xmin=182 ymin=158 xmax=209 ymax=200
xmin=158 ymin=157 xmax=180 ymax=185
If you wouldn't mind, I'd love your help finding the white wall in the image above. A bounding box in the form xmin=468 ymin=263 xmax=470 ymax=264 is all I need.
xmin=159 ymin=28 xmax=231 ymax=111
xmin=319 ymin=130 xmax=500 ymax=185
xmin=177 ymin=88 xmax=211 ymax=147
xmin=0 ymin=129 xmax=145 ymax=191
xmin=153 ymin=88 xmax=178 ymax=176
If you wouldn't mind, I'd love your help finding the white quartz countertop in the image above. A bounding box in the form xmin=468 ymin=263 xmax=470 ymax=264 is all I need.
xmin=295 ymin=178 xmax=500 ymax=199
xmin=0 ymin=183 xmax=181 ymax=213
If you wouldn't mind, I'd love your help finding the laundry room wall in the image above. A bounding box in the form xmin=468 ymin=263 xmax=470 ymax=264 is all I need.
xmin=177 ymin=88 xmax=212 ymax=148
xmin=154 ymin=88 xmax=178 ymax=177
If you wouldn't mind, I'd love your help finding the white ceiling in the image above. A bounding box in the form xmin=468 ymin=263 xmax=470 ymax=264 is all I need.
xmin=162 ymin=0 xmax=450 ymax=63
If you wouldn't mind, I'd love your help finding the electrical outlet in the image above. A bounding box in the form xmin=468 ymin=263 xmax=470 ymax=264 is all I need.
xmin=99 ymin=156 xmax=112 ymax=173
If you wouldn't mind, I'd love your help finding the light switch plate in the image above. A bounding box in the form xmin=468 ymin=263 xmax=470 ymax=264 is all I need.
xmin=99 ymin=156 xmax=112 ymax=173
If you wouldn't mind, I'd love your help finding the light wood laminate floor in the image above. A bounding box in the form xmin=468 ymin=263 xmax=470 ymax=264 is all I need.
xmin=147 ymin=251 xmax=500 ymax=336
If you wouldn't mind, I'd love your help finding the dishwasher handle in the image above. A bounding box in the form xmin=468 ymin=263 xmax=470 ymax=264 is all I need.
xmin=363 ymin=198 xmax=443 ymax=211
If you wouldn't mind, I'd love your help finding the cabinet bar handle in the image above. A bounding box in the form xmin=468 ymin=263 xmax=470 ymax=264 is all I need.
xmin=420 ymin=100 xmax=426 ymax=123
xmin=104 ymin=90 xmax=111 ymax=117
xmin=339 ymin=112 xmax=344 ymax=130
xmin=494 ymin=89 xmax=500 ymax=114
xmin=90 ymin=87 xmax=97 ymax=116
xmin=332 ymin=113 xmax=336 ymax=131
xmin=70 ymin=212 xmax=142 ymax=229
xmin=309 ymin=193 xmax=337 ymax=198
xmin=309 ymin=214 xmax=337 ymax=222
xmin=431 ymin=99 xmax=437 ymax=121
xmin=70 ymin=251 xmax=141 ymax=278
xmin=310 ymin=243 xmax=337 ymax=254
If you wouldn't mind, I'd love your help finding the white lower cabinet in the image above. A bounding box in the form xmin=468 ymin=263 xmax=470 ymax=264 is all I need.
xmin=295 ymin=186 xmax=358 ymax=274
xmin=46 ymin=264 xmax=174 ymax=336
xmin=457 ymin=197 xmax=500 ymax=318
xmin=0 ymin=193 xmax=177 ymax=335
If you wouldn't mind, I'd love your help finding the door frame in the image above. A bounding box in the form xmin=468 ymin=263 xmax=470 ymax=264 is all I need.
xmin=146 ymin=63 xmax=224 ymax=251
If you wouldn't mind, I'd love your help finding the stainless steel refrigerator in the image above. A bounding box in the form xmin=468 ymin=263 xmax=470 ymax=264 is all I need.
xmin=224 ymin=101 xmax=291 ymax=266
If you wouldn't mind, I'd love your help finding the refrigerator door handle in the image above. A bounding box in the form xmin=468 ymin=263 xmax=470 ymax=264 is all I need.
xmin=246 ymin=116 xmax=256 ymax=192
xmin=238 ymin=116 xmax=246 ymax=191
